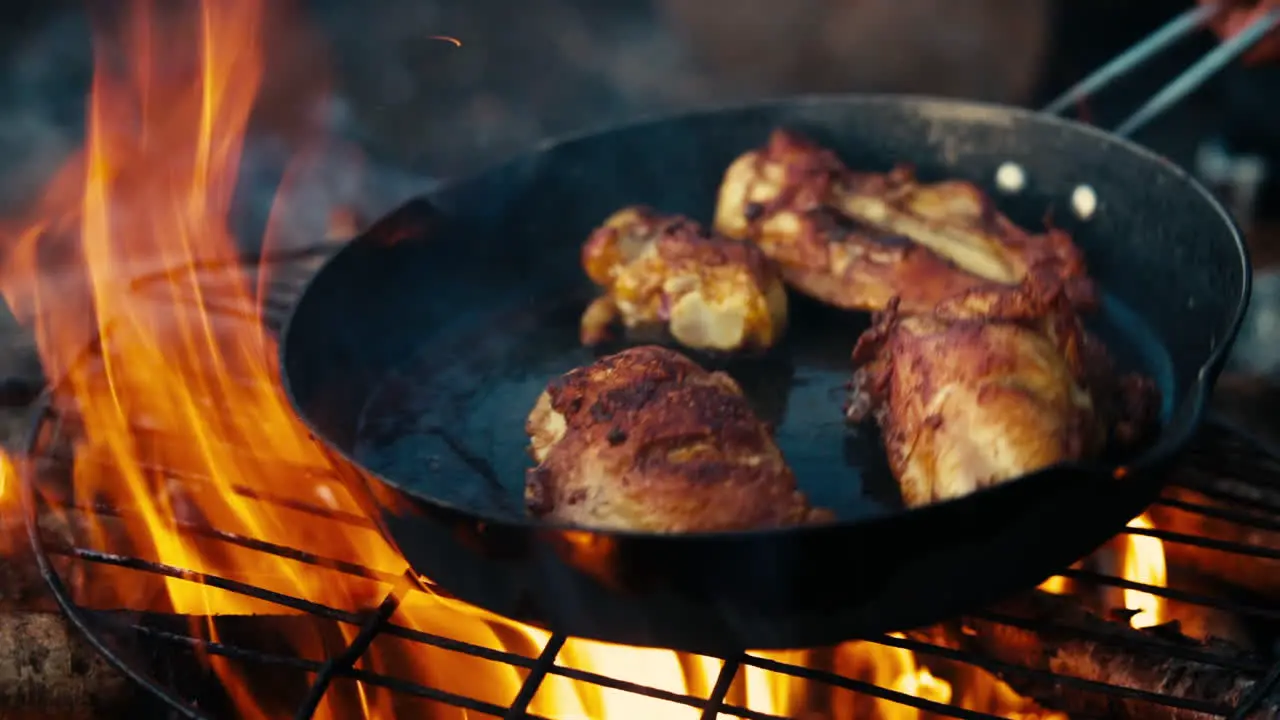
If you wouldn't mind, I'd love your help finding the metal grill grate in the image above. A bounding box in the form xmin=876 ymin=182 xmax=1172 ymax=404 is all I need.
xmin=17 ymin=246 xmax=1280 ymax=719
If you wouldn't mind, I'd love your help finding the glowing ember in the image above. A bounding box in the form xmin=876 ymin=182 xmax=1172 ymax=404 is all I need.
xmin=0 ymin=1 xmax=1089 ymax=717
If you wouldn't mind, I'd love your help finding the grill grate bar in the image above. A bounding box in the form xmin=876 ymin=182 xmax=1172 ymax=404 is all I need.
xmin=40 ymin=450 xmax=376 ymax=528
xmin=330 ymin=669 xmax=555 ymax=720
xmin=56 ymin=502 xmax=402 ymax=584
xmin=741 ymin=653 xmax=1008 ymax=720
xmin=503 ymin=634 xmax=565 ymax=720
xmin=543 ymin=662 xmax=717 ymax=714
xmin=1168 ymin=480 xmax=1280 ymax=516
xmin=48 ymin=544 xmax=367 ymax=624
xmin=293 ymin=582 xmax=407 ymax=720
xmin=699 ymin=654 xmax=743 ymax=720
xmin=1121 ymin=524 xmax=1280 ymax=560
xmin=46 ymin=416 xmax=1280 ymax=612
xmin=131 ymin=620 xmax=543 ymax=720
xmin=128 ymin=621 xmax=330 ymax=672
xmin=1063 ymin=567 xmax=1280 ymax=621
xmin=38 ymin=418 xmax=1280 ymax=719
xmin=707 ymin=703 xmax=790 ymax=720
xmin=373 ymin=622 xmax=539 ymax=669
xmin=1152 ymin=495 xmax=1280 ymax=533
xmin=26 ymin=248 xmax=1280 ymax=720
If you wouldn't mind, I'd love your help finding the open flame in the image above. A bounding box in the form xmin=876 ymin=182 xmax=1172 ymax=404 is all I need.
xmin=1036 ymin=512 xmax=1169 ymax=631
xmin=0 ymin=1 xmax=1112 ymax=718
xmin=1122 ymin=514 xmax=1168 ymax=629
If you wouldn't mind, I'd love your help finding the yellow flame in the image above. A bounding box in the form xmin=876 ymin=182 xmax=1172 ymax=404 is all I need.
xmin=0 ymin=450 xmax=10 ymax=506
xmin=1123 ymin=513 xmax=1167 ymax=629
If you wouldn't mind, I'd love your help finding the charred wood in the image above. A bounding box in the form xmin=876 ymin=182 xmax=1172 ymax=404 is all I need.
xmin=0 ymin=611 xmax=135 ymax=720
xmin=910 ymin=590 xmax=1279 ymax=720
xmin=0 ymin=513 xmax=134 ymax=717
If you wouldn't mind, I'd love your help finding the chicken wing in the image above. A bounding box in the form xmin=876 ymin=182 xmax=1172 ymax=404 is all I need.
xmin=525 ymin=345 xmax=832 ymax=532
xmin=713 ymin=128 xmax=1095 ymax=314
xmin=846 ymin=296 xmax=1158 ymax=508
xmin=581 ymin=206 xmax=789 ymax=352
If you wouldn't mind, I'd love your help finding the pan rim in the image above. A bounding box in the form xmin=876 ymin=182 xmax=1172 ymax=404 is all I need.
xmin=278 ymin=91 xmax=1252 ymax=542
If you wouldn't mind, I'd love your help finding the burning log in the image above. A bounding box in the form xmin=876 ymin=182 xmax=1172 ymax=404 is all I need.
xmin=0 ymin=611 xmax=134 ymax=720
xmin=0 ymin=513 xmax=134 ymax=718
xmin=912 ymin=590 xmax=1278 ymax=720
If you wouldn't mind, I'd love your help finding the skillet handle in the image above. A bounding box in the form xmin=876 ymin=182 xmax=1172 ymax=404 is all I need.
xmin=1040 ymin=4 xmax=1280 ymax=139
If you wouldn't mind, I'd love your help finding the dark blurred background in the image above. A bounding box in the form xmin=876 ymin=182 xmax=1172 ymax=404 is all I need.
xmin=1 ymin=0 xmax=1280 ymax=391
xmin=1 ymin=0 xmax=1274 ymax=177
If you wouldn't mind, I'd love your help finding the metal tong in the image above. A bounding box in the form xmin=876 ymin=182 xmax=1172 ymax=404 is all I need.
xmin=1041 ymin=3 xmax=1280 ymax=138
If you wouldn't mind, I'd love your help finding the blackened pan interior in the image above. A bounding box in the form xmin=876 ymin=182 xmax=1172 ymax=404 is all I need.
xmin=280 ymin=95 xmax=1249 ymax=651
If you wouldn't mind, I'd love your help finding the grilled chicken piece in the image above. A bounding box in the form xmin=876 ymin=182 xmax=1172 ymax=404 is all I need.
xmin=525 ymin=345 xmax=832 ymax=532
xmin=847 ymin=296 xmax=1158 ymax=508
xmin=581 ymin=206 xmax=789 ymax=352
xmin=713 ymin=128 xmax=1095 ymax=314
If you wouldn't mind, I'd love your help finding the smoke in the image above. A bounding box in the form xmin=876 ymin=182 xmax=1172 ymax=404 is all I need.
xmin=0 ymin=12 xmax=90 ymax=216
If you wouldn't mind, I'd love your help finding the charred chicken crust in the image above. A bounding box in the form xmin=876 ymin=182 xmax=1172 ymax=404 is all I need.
xmin=713 ymin=127 xmax=1097 ymax=314
xmin=525 ymin=345 xmax=832 ymax=532
xmin=847 ymin=295 xmax=1159 ymax=508
xmin=580 ymin=207 xmax=788 ymax=352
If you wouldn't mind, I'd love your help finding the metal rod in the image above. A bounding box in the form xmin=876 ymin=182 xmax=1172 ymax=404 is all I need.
xmin=547 ymin=664 xmax=714 ymax=711
xmin=137 ymin=623 xmax=553 ymax=719
xmin=1171 ymin=480 xmax=1280 ymax=515
xmin=375 ymin=621 xmax=539 ymax=669
xmin=1041 ymin=5 xmax=1217 ymax=116
xmin=59 ymin=501 xmax=403 ymax=584
xmin=861 ymin=631 xmax=1232 ymax=717
xmin=1114 ymin=9 xmax=1280 ymax=138
xmin=31 ymin=248 xmax=1280 ymax=719
xmin=707 ymin=705 xmax=790 ymax=720
xmin=53 ymin=546 xmax=368 ymax=624
xmin=129 ymin=622 xmax=324 ymax=672
xmin=700 ymin=655 xmax=743 ymax=720
xmin=293 ymin=582 xmax=405 ymax=720
xmin=1121 ymin=525 xmax=1280 ymax=560
xmin=1062 ymin=567 xmax=1280 ymax=621
xmin=1153 ymin=496 xmax=1280 ymax=533
xmin=742 ymin=653 xmax=1006 ymax=720
xmin=503 ymin=634 xmax=566 ymax=720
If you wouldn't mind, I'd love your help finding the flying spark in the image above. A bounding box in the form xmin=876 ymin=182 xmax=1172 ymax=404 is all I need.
xmin=429 ymin=35 xmax=462 ymax=47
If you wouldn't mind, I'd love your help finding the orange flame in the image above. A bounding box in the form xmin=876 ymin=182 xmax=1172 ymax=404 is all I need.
xmin=0 ymin=1 xmax=1073 ymax=717
xmin=0 ymin=450 xmax=11 ymax=507
xmin=1122 ymin=513 xmax=1167 ymax=629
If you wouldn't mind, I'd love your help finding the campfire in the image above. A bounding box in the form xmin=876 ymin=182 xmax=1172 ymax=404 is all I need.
xmin=0 ymin=1 xmax=1276 ymax=719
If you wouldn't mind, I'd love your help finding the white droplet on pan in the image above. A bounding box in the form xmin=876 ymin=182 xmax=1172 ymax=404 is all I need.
xmin=995 ymin=162 xmax=1026 ymax=193
xmin=1071 ymin=184 xmax=1098 ymax=220
xmin=315 ymin=483 xmax=339 ymax=509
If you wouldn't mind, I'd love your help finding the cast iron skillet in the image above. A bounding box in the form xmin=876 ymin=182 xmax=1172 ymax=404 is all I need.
xmin=280 ymin=95 xmax=1249 ymax=654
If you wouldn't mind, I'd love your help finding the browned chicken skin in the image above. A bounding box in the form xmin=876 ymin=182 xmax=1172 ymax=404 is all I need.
xmin=525 ymin=345 xmax=832 ymax=531
xmin=580 ymin=207 xmax=789 ymax=352
xmin=713 ymin=128 xmax=1096 ymax=314
xmin=847 ymin=296 xmax=1159 ymax=508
